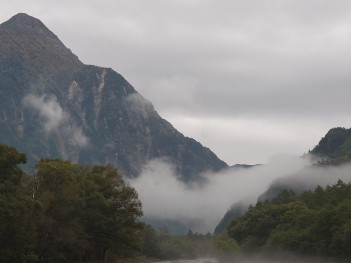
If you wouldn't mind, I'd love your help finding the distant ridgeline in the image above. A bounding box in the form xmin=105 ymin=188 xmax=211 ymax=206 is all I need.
xmin=0 ymin=13 xmax=227 ymax=181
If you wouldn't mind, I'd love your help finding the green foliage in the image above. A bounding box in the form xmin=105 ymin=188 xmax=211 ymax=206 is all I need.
xmin=138 ymin=228 xmax=229 ymax=260
xmin=214 ymin=202 xmax=248 ymax=235
xmin=214 ymin=235 xmax=238 ymax=258
xmin=0 ymin=143 xmax=26 ymax=185
xmin=0 ymin=144 xmax=35 ymax=263
xmin=140 ymin=224 xmax=159 ymax=258
xmin=79 ymin=165 xmax=143 ymax=260
xmin=311 ymin=127 xmax=351 ymax=165
xmin=0 ymin=143 xmax=144 ymax=262
xmin=155 ymin=230 xmax=216 ymax=260
xmin=227 ymin=180 xmax=351 ymax=260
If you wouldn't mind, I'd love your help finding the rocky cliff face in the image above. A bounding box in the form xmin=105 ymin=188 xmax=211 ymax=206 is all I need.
xmin=0 ymin=13 xmax=228 ymax=180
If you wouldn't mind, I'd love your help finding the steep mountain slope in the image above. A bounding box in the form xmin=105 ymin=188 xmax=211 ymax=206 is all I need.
xmin=311 ymin=127 xmax=351 ymax=164
xmin=213 ymin=202 xmax=248 ymax=235
xmin=0 ymin=13 xmax=228 ymax=180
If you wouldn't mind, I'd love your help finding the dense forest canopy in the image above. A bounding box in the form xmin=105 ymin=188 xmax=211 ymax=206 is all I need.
xmin=0 ymin=143 xmax=143 ymax=262
xmin=311 ymin=127 xmax=351 ymax=165
xmin=227 ymin=180 xmax=351 ymax=260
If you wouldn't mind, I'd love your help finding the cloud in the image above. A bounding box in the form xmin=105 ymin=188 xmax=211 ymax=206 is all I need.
xmin=66 ymin=127 xmax=88 ymax=147
xmin=23 ymin=94 xmax=64 ymax=132
xmin=164 ymin=114 xmax=341 ymax=165
xmin=131 ymin=156 xmax=351 ymax=233
xmin=130 ymin=155 xmax=310 ymax=233
xmin=142 ymin=75 xmax=198 ymax=113
xmin=23 ymin=94 xmax=88 ymax=147
xmin=125 ymin=93 xmax=154 ymax=113
xmin=5 ymin=1 xmax=351 ymax=164
xmin=265 ymin=161 xmax=351 ymax=195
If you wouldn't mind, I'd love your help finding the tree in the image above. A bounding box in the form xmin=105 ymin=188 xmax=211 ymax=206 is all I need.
xmin=79 ymin=165 xmax=143 ymax=261
xmin=141 ymin=224 xmax=160 ymax=258
xmin=0 ymin=144 xmax=145 ymax=262
xmin=215 ymin=235 xmax=238 ymax=257
xmin=31 ymin=159 xmax=87 ymax=262
xmin=0 ymin=144 xmax=36 ymax=263
xmin=0 ymin=143 xmax=26 ymax=186
xmin=31 ymin=160 xmax=143 ymax=262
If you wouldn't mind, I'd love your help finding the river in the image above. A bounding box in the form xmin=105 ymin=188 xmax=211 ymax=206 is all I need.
xmin=153 ymin=256 xmax=342 ymax=263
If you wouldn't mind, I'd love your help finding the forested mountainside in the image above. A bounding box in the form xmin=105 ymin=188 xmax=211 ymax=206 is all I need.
xmin=311 ymin=127 xmax=351 ymax=165
xmin=227 ymin=181 xmax=351 ymax=260
xmin=214 ymin=202 xmax=248 ymax=235
xmin=0 ymin=13 xmax=227 ymax=180
xmin=215 ymin=126 xmax=351 ymax=236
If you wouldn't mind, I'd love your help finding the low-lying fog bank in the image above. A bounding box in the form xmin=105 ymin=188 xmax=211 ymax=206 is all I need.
xmin=130 ymin=154 xmax=351 ymax=233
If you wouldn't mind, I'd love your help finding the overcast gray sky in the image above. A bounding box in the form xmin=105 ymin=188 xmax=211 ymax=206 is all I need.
xmin=2 ymin=0 xmax=351 ymax=165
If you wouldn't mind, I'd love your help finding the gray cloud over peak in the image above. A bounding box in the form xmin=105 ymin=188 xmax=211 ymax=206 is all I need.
xmin=3 ymin=0 xmax=351 ymax=163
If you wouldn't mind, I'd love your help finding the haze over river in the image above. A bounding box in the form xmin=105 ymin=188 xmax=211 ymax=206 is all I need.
xmin=154 ymin=257 xmax=341 ymax=263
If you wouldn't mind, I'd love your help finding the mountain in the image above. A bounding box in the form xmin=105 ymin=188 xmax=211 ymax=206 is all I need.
xmin=0 ymin=13 xmax=228 ymax=180
xmin=214 ymin=127 xmax=351 ymax=234
xmin=213 ymin=202 xmax=248 ymax=235
xmin=231 ymin=163 xmax=260 ymax=169
xmin=256 ymin=127 xmax=351 ymax=201
xmin=310 ymin=127 xmax=351 ymax=165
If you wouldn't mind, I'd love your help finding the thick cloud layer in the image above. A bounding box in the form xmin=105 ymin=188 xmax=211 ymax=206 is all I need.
xmin=130 ymin=155 xmax=310 ymax=232
xmin=131 ymin=156 xmax=351 ymax=233
xmin=3 ymin=1 xmax=351 ymax=164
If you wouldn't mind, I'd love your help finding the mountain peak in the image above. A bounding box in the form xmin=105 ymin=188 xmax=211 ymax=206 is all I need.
xmin=0 ymin=13 xmax=82 ymax=79
xmin=6 ymin=13 xmax=44 ymax=27
xmin=2 ymin=13 xmax=58 ymax=40
xmin=0 ymin=13 xmax=228 ymax=180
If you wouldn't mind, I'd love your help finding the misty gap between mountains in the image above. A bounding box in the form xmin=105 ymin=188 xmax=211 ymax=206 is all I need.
xmin=130 ymin=151 xmax=351 ymax=233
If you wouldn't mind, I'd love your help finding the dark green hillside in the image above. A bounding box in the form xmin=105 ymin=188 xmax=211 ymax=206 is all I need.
xmin=255 ymin=127 xmax=351 ymax=204
xmin=0 ymin=13 xmax=227 ymax=180
xmin=214 ymin=202 xmax=248 ymax=235
xmin=311 ymin=127 xmax=351 ymax=164
xmin=226 ymin=181 xmax=351 ymax=260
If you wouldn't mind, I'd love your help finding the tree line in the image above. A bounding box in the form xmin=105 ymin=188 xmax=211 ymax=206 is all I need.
xmin=227 ymin=179 xmax=351 ymax=260
xmin=0 ymin=143 xmax=238 ymax=263
xmin=0 ymin=143 xmax=143 ymax=262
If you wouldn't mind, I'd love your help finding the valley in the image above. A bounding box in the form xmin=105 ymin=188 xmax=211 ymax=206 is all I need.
xmin=1 ymin=11 xmax=351 ymax=263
